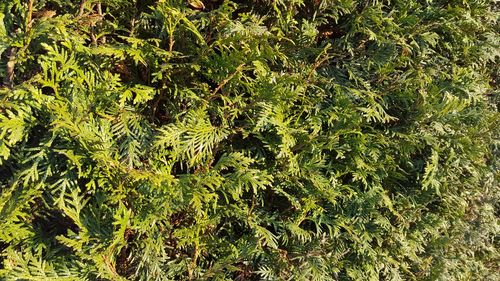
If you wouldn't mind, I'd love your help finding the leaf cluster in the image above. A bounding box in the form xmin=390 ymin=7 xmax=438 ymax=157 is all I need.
xmin=0 ymin=0 xmax=498 ymax=280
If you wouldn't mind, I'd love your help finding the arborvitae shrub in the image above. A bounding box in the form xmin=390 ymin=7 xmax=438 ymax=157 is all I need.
xmin=0 ymin=0 xmax=498 ymax=280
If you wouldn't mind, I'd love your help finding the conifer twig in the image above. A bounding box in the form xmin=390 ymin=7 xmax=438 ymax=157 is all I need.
xmin=102 ymin=254 xmax=119 ymax=277
xmin=307 ymin=55 xmax=330 ymax=82
xmin=90 ymin=29 xmax=98 ymax=46
xmin=129 ymin=18 xmax=136 ymax=36
xmin=27 ymin=0 xmax=34 ymax=30
xmin=4 ymin=0 xmax=35 ymax=88
xmin=307 ymin=44 xmax=333 ymax=82
xmin=209 ymin=63 xmax=245 ymax=99
xmin=97 ymin=2 xmax=106 ymax=44
xmin=89 ymin=3 xmax=98 ymax=46
xmin=78 ymin=0 xmax=86 ymax=17
xmin=3 ymin=48 xmax=17 ymax=89
xmin=168 ymin=36 xmax=174 ymax=52
xmin=188 ymin=242 xmax=199 ymax=280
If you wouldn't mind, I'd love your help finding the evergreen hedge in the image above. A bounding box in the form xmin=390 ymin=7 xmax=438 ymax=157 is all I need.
xmin=0 ymin=0 xmax=498 ymax=280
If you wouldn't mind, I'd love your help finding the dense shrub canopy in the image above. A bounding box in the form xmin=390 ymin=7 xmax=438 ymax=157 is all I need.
xmin=0 ymin=0 xmax=498 ymax=280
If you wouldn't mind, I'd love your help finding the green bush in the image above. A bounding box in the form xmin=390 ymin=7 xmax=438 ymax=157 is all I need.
xmin=0 ymin=0 xmax=498 ymax=280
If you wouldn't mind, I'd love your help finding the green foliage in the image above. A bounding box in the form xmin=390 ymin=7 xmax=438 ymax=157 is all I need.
xmin=0 ymin=0 xmax=498 ymax=280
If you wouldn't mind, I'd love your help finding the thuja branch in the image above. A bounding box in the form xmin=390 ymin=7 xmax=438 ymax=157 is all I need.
xmin=3 ymin=48 xmax=17 ymax=89
xmin=78 ymin=0 xmax=86 ymax=16
xmin=96 ymin=2 xmax=106 ymax=44
xmin=209 ymin=63 xmax=246 ymax=99
xmin=2 ymin=0 xmax=35 ymax=88
xmin=27 ymin=0 xmax=34 ymax=30
xmin=188 ymin=242 xmax=200 ymax=281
